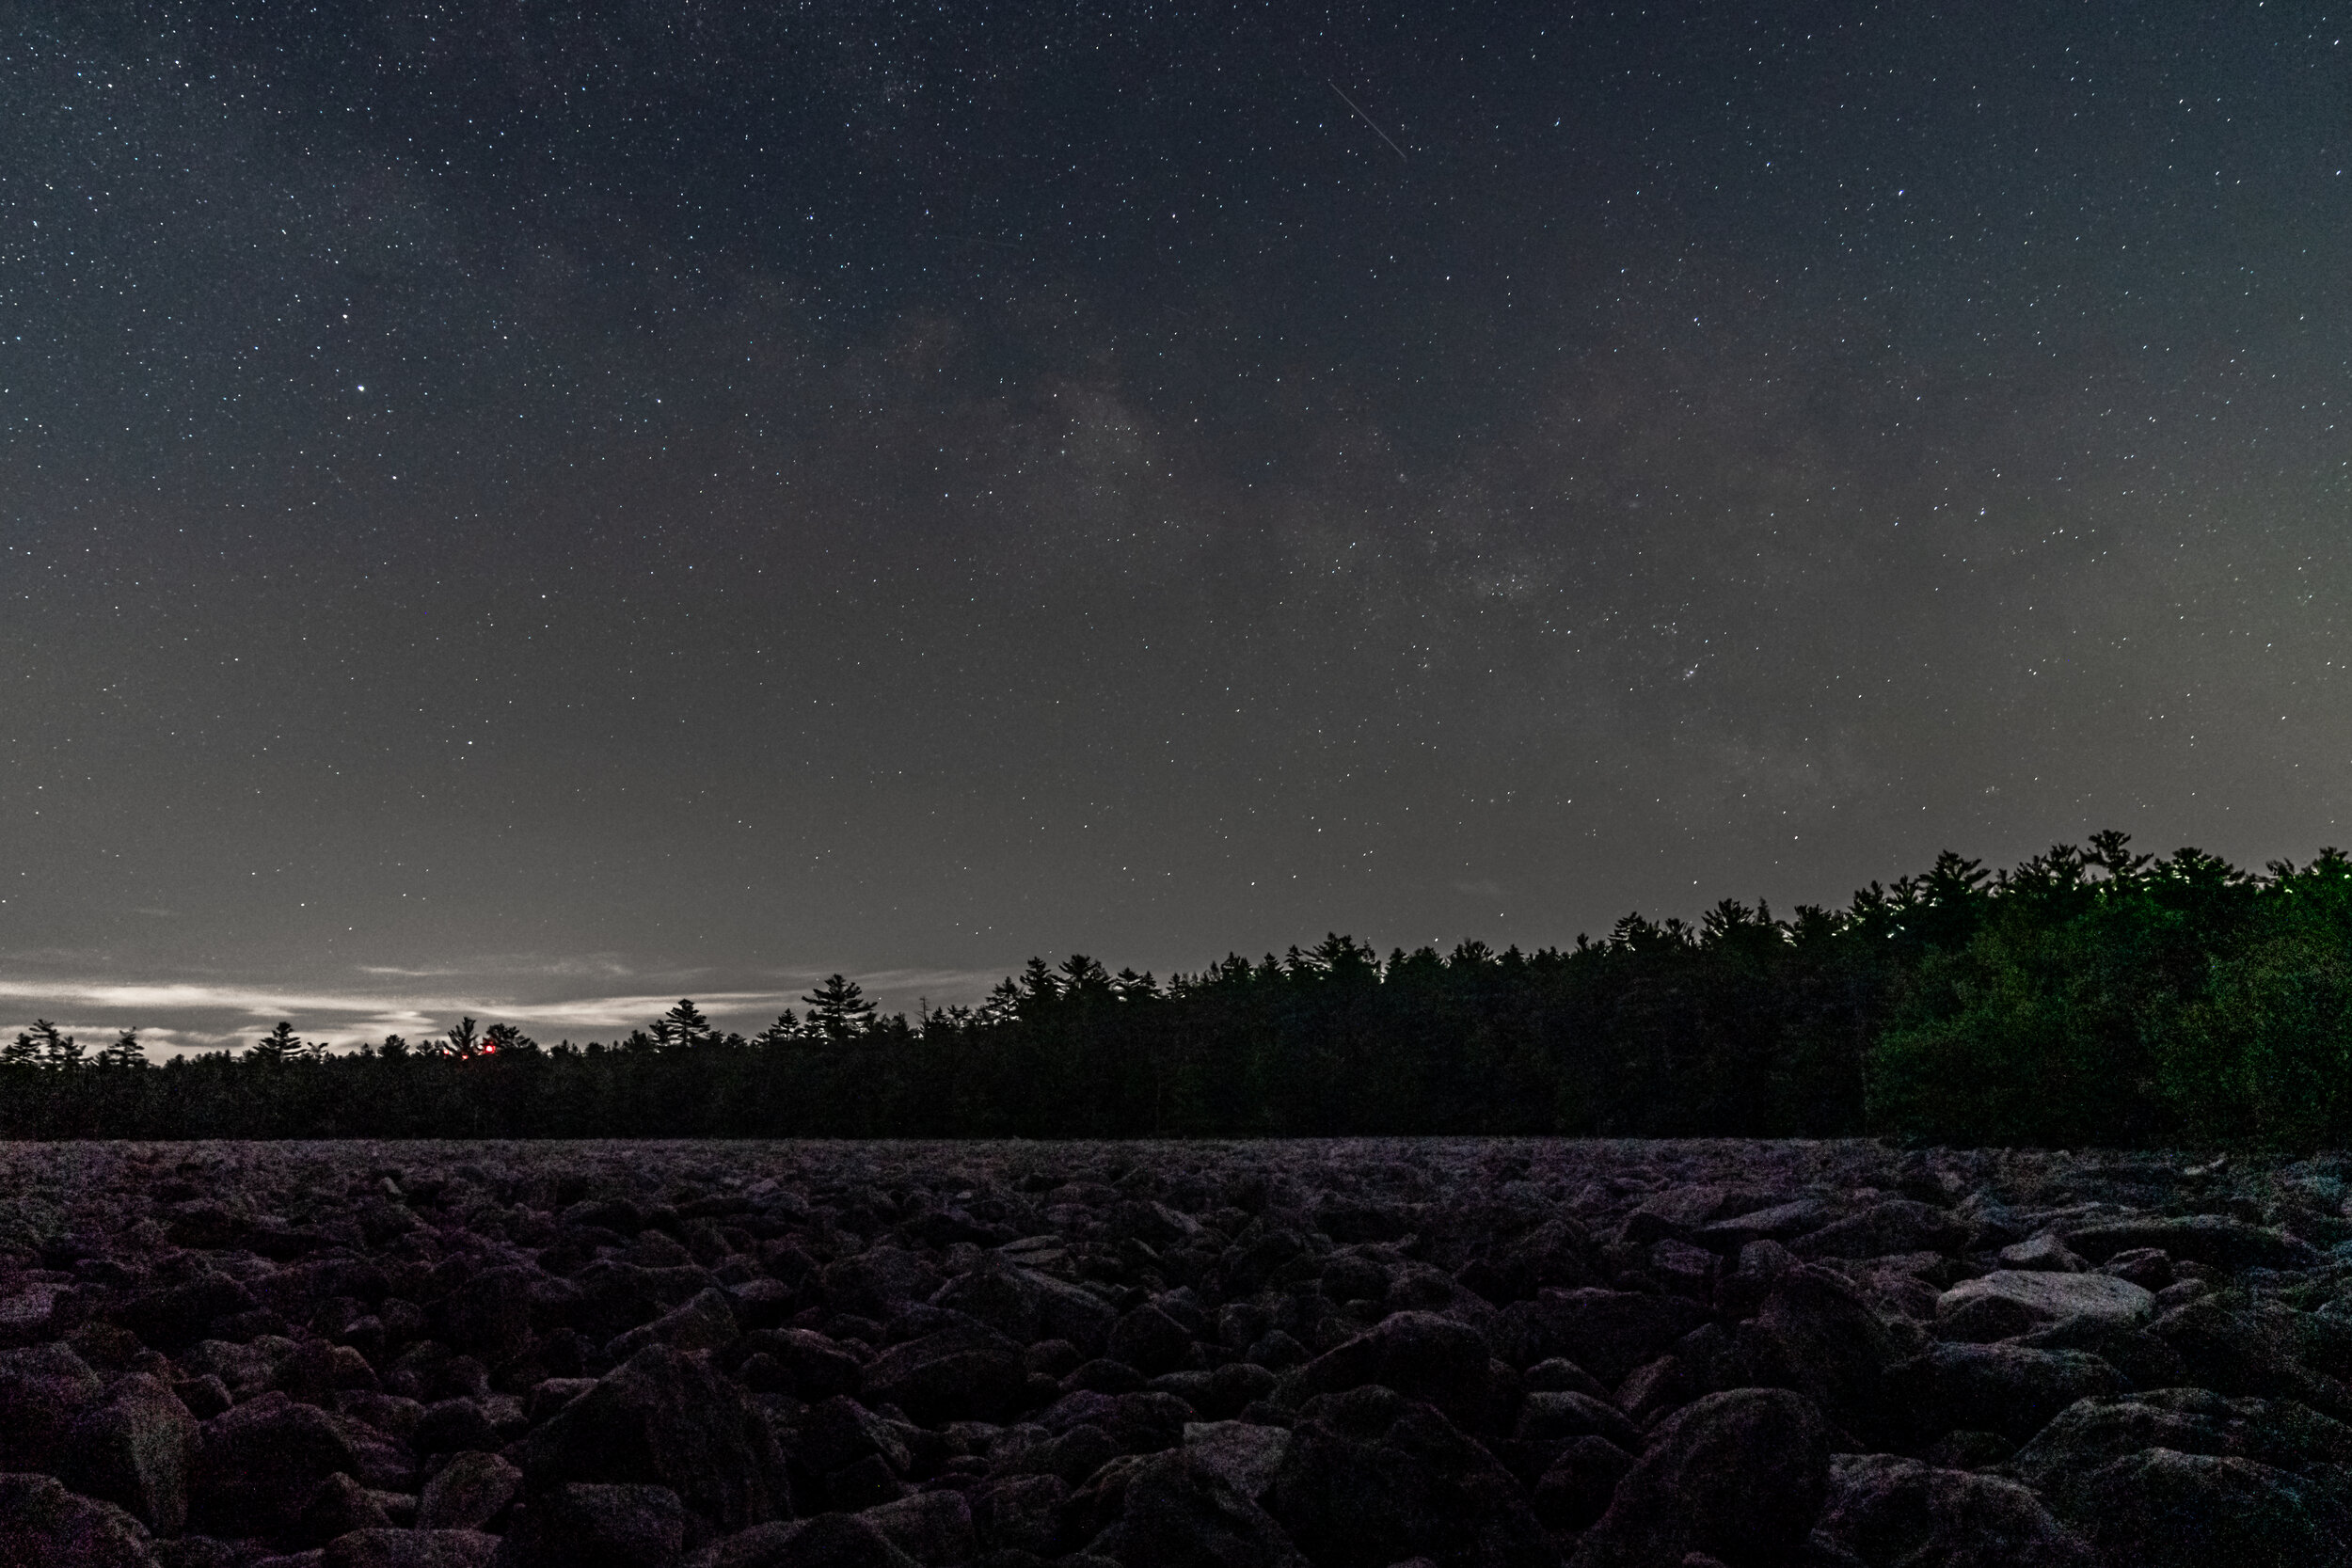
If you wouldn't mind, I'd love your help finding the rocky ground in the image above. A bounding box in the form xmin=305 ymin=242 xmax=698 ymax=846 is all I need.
xmin=2 ymin=1137 xmax=2350 ymax=1568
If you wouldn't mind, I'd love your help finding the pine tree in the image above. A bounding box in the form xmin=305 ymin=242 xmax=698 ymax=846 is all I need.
xmin=249 ymin=1022 xmax=301 ymax=1065
xmin=442 ymin=1017 xmax=483 ymax=1058
xmin=753 ymin=1009 xmax=802 ymax=1049
xmin=656 ymin=999 xmax=713 ymax=1050
xmin=3 ymin=1024 xmax=48 ymax=1067
xmin=100 ymin=1029 xmax=148 ymax=1069
xmin=803 ymin=975 xmax=877 ymax=1041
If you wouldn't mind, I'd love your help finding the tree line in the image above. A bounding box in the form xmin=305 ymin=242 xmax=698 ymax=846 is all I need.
xmin=7 ymin=832 xmax=2348 ymax=1148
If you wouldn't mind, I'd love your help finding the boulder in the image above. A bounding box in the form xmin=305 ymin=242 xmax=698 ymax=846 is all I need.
xmin=861 ymin=1324 xmax=1028 ymax=1426
xmin=687 ymin=1513 xmax=923 ymax=1568
xmin=969 ymin=1472 xmax=1068 ymax=1555
xmin=418 ymin=1449 xmax=522 ymax=1530
xmin=1083 ymin=1449 xmax=1309 ymax=1568
xmin=1290 ymin=1311 xmax=1494 ymax=1430
xmin=1734 ymin=1264 xmax=1899 ymax=1442
xmin=439 ymin=1264 xmax=539 ymax=1361
xmin=1492 ymin=1289 xmax=1708 ymax=1384
xmin=0 ymin=1340 xmax=106 ymax=1471
xmin=820 ymin=1249 xmax=945 ymax=1323
xmin=796 ymin=1396 xmax=914 ymax=1478
xmin=2063 ymin=1215 xmax=2323 ymax=1274
xmin=1181 ymin=1420 xmax=1293 ymax=1503
xmin=1264 ymin=1385 xmax=1552 ymax=1568
xmin=191 ymin=1392 xmax=415 ymax=1539
xmin=120 ymin=1276 xmax=260 ymax=1352
xmin=296 ymin=1471 xmax=395 ymax=1544
xmin=59 ymin=1370 xmax=201 ymax=1534
xmin=320 ymin=1528 xmax=501 ymax=1568
xmin=2149 ymin=1296 xmax=2352 ymax=1417
xmin=1996 ymin=1234 xmax=2090 ymax=1274
xmin=1512 ymin=1389 xmax=1642 ymax=1451
xmin=1109 ymin=1305 xmax=1196 ymax=1377
xmin=1883 ymin=1344 xmax=2129 ymax=1447
xmin=505 ymin=1481 xmax=688 ymax=1568
xmin=1530 ymin=1436 xmax=1632 ymax=1533
xmin=1791 ymin=1200 xmax=1970 ymax=1261
xmin=1620 ymin=1186 xmax=1782 ymax=1247
xmin=511 ymin=1343 xmax=789 ymax=1533
xmin=0 ymin=1472 xmax=159 ymax=1568
xmin=858 ymin=1489 xmax=975 ymax=1566
xmin=1565 ymin=1388 xmax=1830 ymax=1568
xmin=1933 ymin=1271 xmax=2154 ymax=1337
xmin=2006 ymin=1387 xmax=2352 ymax=1504
xmin=1695 ymin=1197 xmax=1833 ymax=1252
xmin=414 ymin=1398 xmax=501 ymax=1455
xmin=1807 ymin=1453 xmax=2094 ymax=1568
xmin=610 ymin=1288 xmax=741 ymax=1363
xmin=2048 ymin=1448 xmax=2352 ymax=1568
xmin=733 ymin=1330 xmax=865 ymax=1402
xmin=1497 ymin=1218 xmax=1600 ymax=1297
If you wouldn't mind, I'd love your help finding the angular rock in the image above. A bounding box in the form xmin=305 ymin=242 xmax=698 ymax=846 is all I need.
xmin=506 ymin=1481 xmax=688 ymax=1568
xmin=511 ymin=1343 xmax=789 ymax=1533
xmin=1109 ymin=1305 xmax=1195 ymax=1377
xmin=121 ymin=1276 xmax=261 ymax=1353
xmin=688 ymin=1513 xmax=923 ymax=1568
xmin=1498 ymin=1218 xmax=1600 ymax=1298
xmin=1181 ymin=1420 xmax=1293 ymax=1503
xmin=2149 ymin=1296 xmax=2352 ymax=1417
xmin=1291 ymin=1311 xmax=1494 ymax=1430
xmin=610 ymin=1287 xmax=741 ymax=1363
xmin=1565 ymin=1388 xmax=1830 ymax=1568
xmin=1734 ymin=1264 xmax=1898 ymax=1442
xmin=320 ymin=1529 xmax=501 ymax=1568
xmin=60 ymin=1370 xmax=201 ymax=1534
xmin=297 ymin=1471 xmax=395 ymax=1545
xmin=1083 ymin=1449 xmax=1308 ymax=1568
xmin=1792 ymin=1200 xmax=1970 ymax=1261
xmin=861 ymin=1323 xmax=1027 ymax=1426
xmin=1695 ymin=1197 xmax=1832 ymax=1252
xmin=821 ymin=1248 xmax=945 ymax=1323
xmin=1513 ymin=1389 xmax=1642 ymax=1451
xmin=1883 ymin=1344 xmax=2129 ymax=1447
xmin=439 ymin=1264 xmax=539 ymax=1362
xmin=1996 ymin=1234 xmax=2090 ymax=1274
xmin=1620 ymin=1186 xmax=1782 ymax=1246
xmin=858 ymin=1489 xmax=975 ymax=1566
xmin=1934 ymin=1271 xmax=2154 ymax=1336
xmin=1530 ymin=1435 xmax=1632 ymax=1533
xmin=2064 ymin=1214 xmax=2323 ymax=1274
xmin=0 ymin=1472 xmax=159 ymax=1568
xmin=414 ymin=1398 xmax=501 ymax=1455
xmin=969 ymin=1472 xmax=1068 ymax=1555
xmin=1492 ymin=1289 xmax=1708 ymax=1385
xmin=1807 ymin=1453 xmax=2095 ymax=1568
xmin=734 ymin=1329 xmax=865 ymax=1403
xmin=2052 ymin=1448 xmax=2352 ymax=1568
xmin=191 ymin=1392 xmax=415 ymax=1539
xmin=1264 ymin=1385 xmax=1552 ymax=1568
xmin=2007 ymin=1386 xmax=2352 ymax=1504
xmin=798 ymin=1396 xmax=915 ymax=1478
xmin=0 ymin=1339 xmax=106 ymax=1471
xmin=418 ymin=1449 xmax=522 ymax=1530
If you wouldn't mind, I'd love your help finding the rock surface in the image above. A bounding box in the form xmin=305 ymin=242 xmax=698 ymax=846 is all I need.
xmin=0 ymin=1137 xmax=2344 ymax=1565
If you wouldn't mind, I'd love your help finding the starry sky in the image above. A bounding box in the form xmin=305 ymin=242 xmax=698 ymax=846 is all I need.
xmin=5 ymin=2 xmax=2348 ymax=1053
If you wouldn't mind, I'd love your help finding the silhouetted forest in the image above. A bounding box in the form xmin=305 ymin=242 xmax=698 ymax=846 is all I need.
xmin=8 ymin=833 xmax=2349 ymax=1148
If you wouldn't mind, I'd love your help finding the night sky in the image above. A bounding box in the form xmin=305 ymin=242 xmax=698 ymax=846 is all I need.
xmin=5 ymin=3 xmax=2348 ymax=1053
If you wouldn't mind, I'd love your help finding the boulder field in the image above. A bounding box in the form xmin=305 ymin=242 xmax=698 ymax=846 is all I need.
xmin=0 ymin=1137 xmax=2348 ymax=1568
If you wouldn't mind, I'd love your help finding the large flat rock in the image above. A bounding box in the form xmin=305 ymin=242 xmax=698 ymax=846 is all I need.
xmin=1936 ymin=1269 xmax=2155 ymax=1332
